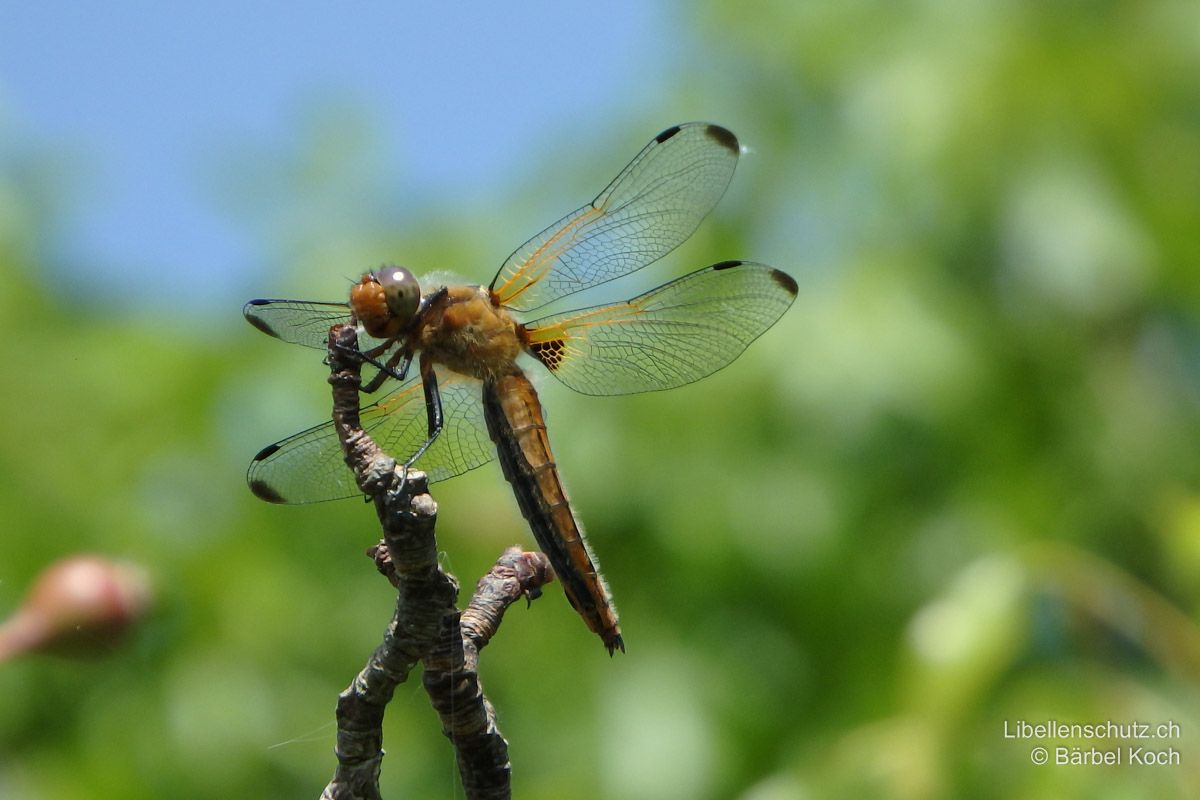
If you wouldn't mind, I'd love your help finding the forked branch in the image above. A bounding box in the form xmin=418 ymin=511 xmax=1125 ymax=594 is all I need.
xmin=319 ymin=324 xmax=552 ymax=800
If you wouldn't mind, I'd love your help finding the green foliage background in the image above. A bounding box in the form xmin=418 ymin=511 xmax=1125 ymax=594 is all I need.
xmin=3 ymin=2 xmax=1200 ymax=798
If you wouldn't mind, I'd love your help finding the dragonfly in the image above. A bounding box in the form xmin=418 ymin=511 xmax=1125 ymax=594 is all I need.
xmin=244 ymin=122 xmax=798 ymax=654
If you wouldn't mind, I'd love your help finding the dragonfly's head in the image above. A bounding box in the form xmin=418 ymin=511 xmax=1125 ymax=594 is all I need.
xmin=351 ymin=265 xmax=421 ymax=339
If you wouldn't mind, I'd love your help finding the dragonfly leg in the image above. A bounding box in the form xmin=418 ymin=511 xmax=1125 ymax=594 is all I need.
xmin=327 ymin=339 xmax=411 ymax=393
xmin=393 ymin=357 xmax=446 ymax=494
xmin=361 ymin=348 xmax=412 ymax=394
xmin=396 ymin=354 xmax=444 ymax=492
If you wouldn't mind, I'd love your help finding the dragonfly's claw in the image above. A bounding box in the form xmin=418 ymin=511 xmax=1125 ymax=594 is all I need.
xmin=330 ymin=340 xmax=358 ymax=356
xmin=330 ymin=341 xmax=408 ymax=391
xmin=330 ymin=340 xmax=371 ymax=366
xmin=395 ymin=462 xmax=411 ymax=495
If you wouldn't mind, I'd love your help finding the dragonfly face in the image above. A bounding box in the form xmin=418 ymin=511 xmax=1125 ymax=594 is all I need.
xmin=244 ymin=122 xmax=798 ymax=653
xmin=350 ymin=265 xmax=421 ymax=341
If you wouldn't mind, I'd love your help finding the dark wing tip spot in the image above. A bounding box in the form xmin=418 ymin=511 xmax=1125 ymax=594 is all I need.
xmin=771 ymin=269 xmax=799 ymax=296
xmin=705 ymin=125 xmax=739 ymax=154
xmin=712 ymin=260 xmax=744 ymax=271
xmin=248 ymin=478 xmax=287 ymax=504
xmin=252 ymin=442 xmax=282 ymax=461
xmin=655 ymin=124 xmax=682 ymax=144
xmin=244 ymin=302 xmax=279 ymax=335
xmin=244 ymin=313 xmax=278 ymax=337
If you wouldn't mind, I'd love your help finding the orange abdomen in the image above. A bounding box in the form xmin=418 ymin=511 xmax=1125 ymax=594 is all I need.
xmin=481 ymin=370 xmax=623 ymax=653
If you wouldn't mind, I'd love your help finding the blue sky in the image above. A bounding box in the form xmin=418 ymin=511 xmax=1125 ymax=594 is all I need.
xmin=0 ymin=2 xmax=678 ymax=311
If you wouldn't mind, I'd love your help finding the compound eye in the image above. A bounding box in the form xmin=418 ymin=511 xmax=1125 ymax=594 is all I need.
xmin=374 ymin=265 xmax=421 ymax=326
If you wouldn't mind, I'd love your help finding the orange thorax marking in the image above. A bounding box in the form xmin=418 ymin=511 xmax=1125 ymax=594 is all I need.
xmin=416 ymin=285 xmax=523 ymax=380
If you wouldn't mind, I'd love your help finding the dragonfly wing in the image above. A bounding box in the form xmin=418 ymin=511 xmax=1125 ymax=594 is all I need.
xmin=247 ymin=372 xmax=493 ymax=503
xmin=370 ymin=371 xmax=494 ymax=484
xmin=243 ymin=299 xmax=395 ymax=353
xmin=244 ymin=299 xmax=352 ymax=349
xmin=522 ymin=261 xmax=798 ymax=396
xmin=490 ymin=123 xmax=741 ymax=312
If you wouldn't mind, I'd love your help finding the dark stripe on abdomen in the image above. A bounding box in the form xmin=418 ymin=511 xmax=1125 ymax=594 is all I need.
xmin=482 ymin=370 xmax=623 ymax=653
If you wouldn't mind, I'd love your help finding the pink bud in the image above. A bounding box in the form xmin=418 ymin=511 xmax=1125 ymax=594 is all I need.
xmin=0 ymin=556 xmax=152 ymax=661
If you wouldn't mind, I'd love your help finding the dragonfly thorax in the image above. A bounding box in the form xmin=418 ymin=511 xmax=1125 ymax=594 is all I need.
xmin=417 ymin=285 xmax=524 ymax=381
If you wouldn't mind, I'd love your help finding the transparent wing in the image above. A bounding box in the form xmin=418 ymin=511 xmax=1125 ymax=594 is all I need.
xmin=490 ymin=122 xmax=741 ymax=313
xmin=243 ymin=299 xmax=393 ymax=353
xmin=247 ymin=372 xmax=493 ymax=503
xmin=521 ymin=261 xmax=798 ymax=396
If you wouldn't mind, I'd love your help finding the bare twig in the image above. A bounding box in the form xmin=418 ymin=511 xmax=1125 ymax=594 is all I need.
xmin=319 ymin=323 xmax=553 ymax=800
xmin=422 ymin=548 xmax=553 ymax=799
